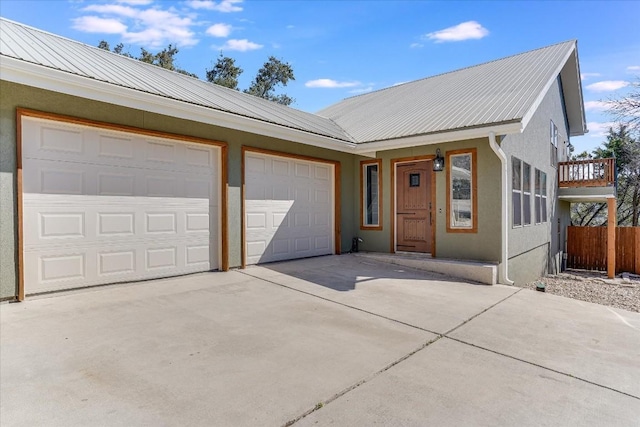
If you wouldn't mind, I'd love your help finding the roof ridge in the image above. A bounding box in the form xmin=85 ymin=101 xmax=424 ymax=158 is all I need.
xmin=327 ymin=39 xmax=577 ymax=106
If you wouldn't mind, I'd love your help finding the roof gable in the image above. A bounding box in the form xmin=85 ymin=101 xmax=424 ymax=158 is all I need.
xmin=318 ymin=41 xmax=586 ymax=143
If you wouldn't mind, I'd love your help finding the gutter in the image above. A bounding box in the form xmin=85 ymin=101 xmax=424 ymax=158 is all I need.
xmin=488 ymin=131 xmax=514 ymax=285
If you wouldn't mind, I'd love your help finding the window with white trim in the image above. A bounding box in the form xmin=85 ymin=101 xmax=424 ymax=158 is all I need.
xmin=447 ymin=149 xmax=476 ymax=232
xmin=512 ymin=158 xmax=522 ymax=227
xmin=361 ymin=160 xmax=381 ymax=228
xmin=523 ymin=162 xmax=531 ymax=225
xmin=535 ymin=168 xmax=547 ymax=223
xmin=512 ymin=157 xmax=532 ymax=227
xmin=550 ymin=120 xmax=558 ymax=167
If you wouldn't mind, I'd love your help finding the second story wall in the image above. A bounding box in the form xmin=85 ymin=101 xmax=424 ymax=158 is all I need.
xmin=501 ymin=77 xmax=571 ymax=275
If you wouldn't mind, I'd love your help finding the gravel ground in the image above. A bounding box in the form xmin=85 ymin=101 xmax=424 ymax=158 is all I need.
xmin=520 ymin=269 xmax=640 ymax=313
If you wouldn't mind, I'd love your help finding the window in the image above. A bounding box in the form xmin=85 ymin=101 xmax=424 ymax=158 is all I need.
xmin=535 ymin=169 xmax=547 ymax=223
xmin=523 ymin=162 xmax=531 ymax=225
xmin=550 ymin=120 xmax=558 ymax=167
xmin=360 ymin=159 xmax=382 ymax=229
xmin=446 ymin=149 xmax=477 ymax=232
xmin=512 ymin=157 xmax=531 ymax=227
xmin=512 ymin=158 xmax=522 ymax=226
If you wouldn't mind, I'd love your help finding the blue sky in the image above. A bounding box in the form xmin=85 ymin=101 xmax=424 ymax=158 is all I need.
xmin=1 ymin=0 xmax=639 ymax=153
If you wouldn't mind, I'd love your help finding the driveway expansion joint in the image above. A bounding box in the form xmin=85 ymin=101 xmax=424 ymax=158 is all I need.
xmin=443 ymin=287 xmax=524 ymax=336
xmin=238 ymin=270 xmax=440 ymax=335
xmin=284 ymin=335 xmax=444 ymax=426
xmin=443 ymin=336 xmax=640 ymax=401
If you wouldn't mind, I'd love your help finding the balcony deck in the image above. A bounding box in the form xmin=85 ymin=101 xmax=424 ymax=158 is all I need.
xmin=558 ymin=158 xmax=616 ymax=202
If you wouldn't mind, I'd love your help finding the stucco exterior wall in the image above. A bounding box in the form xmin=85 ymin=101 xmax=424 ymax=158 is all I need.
xmin=0 ymin=81 xmax=356 ymax=299
xmin=353 ymin=138 xmax=502 ymax=264
xmin=501 ymin=77 xmax=571 ymax=284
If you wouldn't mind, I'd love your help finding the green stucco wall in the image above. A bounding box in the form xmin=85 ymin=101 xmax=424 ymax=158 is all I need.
xmin=0 ymin=81 xmax=355 ymax=299
xmin=502 ymin=77 xmax=572 ymax=284
xmin=352 ymin=138 xmax=502 ymax=265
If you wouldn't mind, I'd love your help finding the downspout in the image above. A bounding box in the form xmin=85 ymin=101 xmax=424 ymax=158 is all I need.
xmin=488 ymin=132 xmax=514 ymax=285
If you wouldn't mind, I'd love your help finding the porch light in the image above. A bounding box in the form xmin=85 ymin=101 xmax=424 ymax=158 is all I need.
xmin=433 ymin=149 xmax=444 ymax=172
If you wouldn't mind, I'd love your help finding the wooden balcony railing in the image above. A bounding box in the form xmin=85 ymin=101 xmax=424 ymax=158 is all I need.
xmin=558 ymin=158 xmax=616 ymax=188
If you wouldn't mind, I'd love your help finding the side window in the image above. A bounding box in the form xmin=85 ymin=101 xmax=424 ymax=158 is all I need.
xmin=360 ymin=159 xmax=382 ymax=229
xmin=446 ymin=149 xmax=477 ymax=232
xmin=512 ymin=157 xmax=522 ymax=227
xmin=535 ymin=169 xmax=547 ymax=223
xmin=523 ymin=162 xmax=531 ymax=225
xmin=550 ymin=120 xmax=558 ymax=167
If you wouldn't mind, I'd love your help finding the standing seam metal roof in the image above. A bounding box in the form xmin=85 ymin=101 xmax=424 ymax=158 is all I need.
xmin=1 ymin=18 xmax=578 ymax=145
xmin=317 ymin=40 xmax=577 ymax=143
xmin=0 ymin=18 xmax=354 ymax=142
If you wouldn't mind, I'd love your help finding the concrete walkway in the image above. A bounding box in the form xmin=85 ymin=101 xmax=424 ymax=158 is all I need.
xmin=1 ymin=255 xmax=639 ymax=426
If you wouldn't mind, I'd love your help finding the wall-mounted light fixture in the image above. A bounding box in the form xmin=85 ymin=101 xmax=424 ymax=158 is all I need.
xmin=433 ymin=148 xmax=444 ymax=172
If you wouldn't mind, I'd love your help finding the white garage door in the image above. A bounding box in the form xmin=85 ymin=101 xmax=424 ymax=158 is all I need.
xmin=22 ymin=116 xmax=221 ymax=294
xmin=244 ymin=151 xmax=334 ymax=265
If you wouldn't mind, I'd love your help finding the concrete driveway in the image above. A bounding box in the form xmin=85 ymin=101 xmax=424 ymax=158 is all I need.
xmin=1 ymin=255 xmax=639 ymax=426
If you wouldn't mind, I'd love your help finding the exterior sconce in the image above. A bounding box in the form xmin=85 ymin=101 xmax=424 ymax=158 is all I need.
xmin=433 ymin=148 xmax=444 ymax=172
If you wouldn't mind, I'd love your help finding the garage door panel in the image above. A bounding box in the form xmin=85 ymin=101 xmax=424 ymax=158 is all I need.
xmin=245 ymin=152 xmax=334 ymax=265
xmin=24 ymin=120 xmax=217 ymax=175
xmin=22 ymin=117 xmax=220 ymax=294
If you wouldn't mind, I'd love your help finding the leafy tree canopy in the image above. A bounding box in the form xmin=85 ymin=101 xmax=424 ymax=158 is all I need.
xmin=206 ymin=53 xmax=243 ymax=90
xmin=244 ymin=56 xmax=295 ymax=105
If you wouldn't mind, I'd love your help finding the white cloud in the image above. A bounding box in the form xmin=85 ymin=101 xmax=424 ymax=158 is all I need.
xmin=219 ymin=39 xmax=262 ymax=51
xmin=72 ymin=16 xmax=127 ymax=34
xmin=586 ymin=80 xmax=630 ymax=92
xmin=206 ymin=23 xmax=231 ymax=37
xmin=77 ymin=3 xmax=198 ymax=47
xmin=584 ymin=101 xmax=610 ymax=111
xmin=586 ymin=121 xmax=615 ymax=137
xmin=627 ymin=65 xmax=640 ymax=72
xmin=185 ymin=0 xmax=243 ymax=12
xmin=286 ymin=25 xmax=295 ymax=29
xmin=424 ymin=21 xmax=489 ymax=43
xmin=580 ymin=72 xmax=601 ymax=80
xmin=410 ymin=42 xmax=423 ymax=48
xmin=305 ymin=79 xmax=361 ymax=88
xmin=83 ymin=4 xmax=138 ymax=17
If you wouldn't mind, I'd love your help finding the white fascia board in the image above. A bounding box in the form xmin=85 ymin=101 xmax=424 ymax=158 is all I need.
xmin=352 ymin=121 xmax=523 ymax=154
xmin=520 ymin=43 xmax=581 ymax=134
xmin=0 ymin=56 xmax=358 ymax=154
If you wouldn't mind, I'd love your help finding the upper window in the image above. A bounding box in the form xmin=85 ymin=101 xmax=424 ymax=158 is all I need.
xmin=360 ymin=159 xmax=382 ymax=229
xmin=512 ymin=157 xmax=532 ymax=227
xmin=550 ymin=120 xmax=558 ymax=167
xmin=446 ymin=149 xmax=477 ymax=233
xmin=535 ymin=169 xmax=547 ymax=223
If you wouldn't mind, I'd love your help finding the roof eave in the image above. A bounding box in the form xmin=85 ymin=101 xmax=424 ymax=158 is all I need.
xmin=0 ymin=55 xmax=358 ymax=153
xmin=352 ymin=121 xmax=523 ymax=155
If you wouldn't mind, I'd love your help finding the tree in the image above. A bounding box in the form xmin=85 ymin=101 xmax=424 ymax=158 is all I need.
xmin=206 ymin=53 xmax=243 ymax=90
xmin=244 ymin=56 xmax=295 ymax=105
xmin=571 ymin=125 xmax=640 ymax=226
xmin=97 ymin=41 xmax=196 ymax=77
xmin=608 ymin=78 xmax=640 ymax=133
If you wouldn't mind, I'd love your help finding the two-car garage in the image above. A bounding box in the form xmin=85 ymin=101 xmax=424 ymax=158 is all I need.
xmin=18 ymin=112 xmax=337 ymax=296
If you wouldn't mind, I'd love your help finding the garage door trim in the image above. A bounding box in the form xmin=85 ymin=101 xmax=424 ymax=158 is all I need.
xmin=16 ymin=108 xmax=228 ymax=300
xmin=241 ymin=146 xmax=341 ymax=268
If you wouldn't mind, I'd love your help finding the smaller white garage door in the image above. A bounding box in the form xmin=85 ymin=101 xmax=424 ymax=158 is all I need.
xmin=21 ymin=116 xmax=221 ymax=294
xmin=244 ymin=151 xmax=335 ymax=265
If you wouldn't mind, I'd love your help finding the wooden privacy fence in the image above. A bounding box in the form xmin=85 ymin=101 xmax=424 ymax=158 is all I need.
xmin=567 ymin=226 xmax=640 ymax=274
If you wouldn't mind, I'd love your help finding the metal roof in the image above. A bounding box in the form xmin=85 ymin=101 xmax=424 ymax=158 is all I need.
xmin=0 ymin=18 xmax=354 ymax=142
xmin=317 ymin=41 xmax=579 ymax=143
xmin=1 ymin=18 xmax=583 ymax=147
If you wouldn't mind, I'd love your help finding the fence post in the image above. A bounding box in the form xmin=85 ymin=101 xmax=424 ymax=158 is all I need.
xmin=607 ymin=198 xmax=616 ymax=278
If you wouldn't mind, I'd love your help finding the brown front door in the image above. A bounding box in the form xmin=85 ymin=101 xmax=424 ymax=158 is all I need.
xmin=396 ymin=162 xmax=432 ymax=253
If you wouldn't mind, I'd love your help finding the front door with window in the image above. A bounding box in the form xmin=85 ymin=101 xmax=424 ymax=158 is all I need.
xmin=396 ymin=162 xmax=432 ymax=253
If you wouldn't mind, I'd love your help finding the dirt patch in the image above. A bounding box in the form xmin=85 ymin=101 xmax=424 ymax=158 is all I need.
xmin=519 ymin=269 xmax=640 ymax=313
